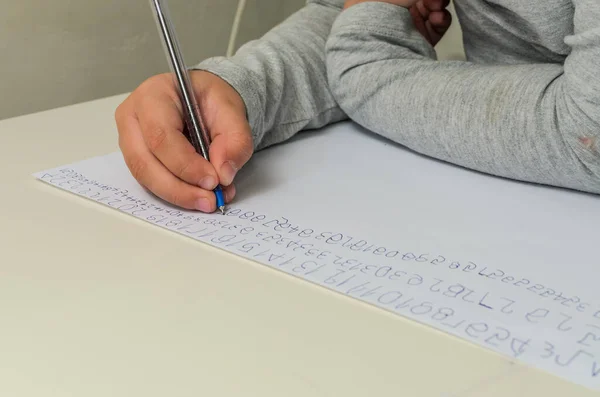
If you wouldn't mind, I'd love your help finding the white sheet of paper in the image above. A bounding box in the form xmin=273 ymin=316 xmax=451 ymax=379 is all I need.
xmin=34 ymin=122 xmax=600 ymax=390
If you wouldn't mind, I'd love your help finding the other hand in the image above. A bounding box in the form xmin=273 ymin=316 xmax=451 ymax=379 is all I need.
xmin=344 ymin=0 xmax=452 ymax=46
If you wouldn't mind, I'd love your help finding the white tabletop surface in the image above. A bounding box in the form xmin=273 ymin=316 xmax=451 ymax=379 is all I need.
xmin=0 ymin=94 xmax=595 ymax=397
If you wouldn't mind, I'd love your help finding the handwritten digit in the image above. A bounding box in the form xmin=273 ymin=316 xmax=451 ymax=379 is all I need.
xmin=465 ymin=322 xmax=489 ymax=339
xmin=555 ymin=350 xmax=593 ymax=367
xmin=377 ymin=291 xmax=403 ymax=305
xmin=410 ymin=302 xmax=433 ymax=315
xmin=485 ymin=327 xmax=510 ymax=347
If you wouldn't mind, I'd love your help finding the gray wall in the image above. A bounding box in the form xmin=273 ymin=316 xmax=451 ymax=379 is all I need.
xmin=0 ymin=0 xmax=463 ymax=121
xmin=0 ymin=0 xmax=305 ymax=120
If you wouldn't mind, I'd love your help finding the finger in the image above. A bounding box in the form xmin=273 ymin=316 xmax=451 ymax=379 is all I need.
xmin=135 ymin=92 xmax=220 ymax=191
xmin=118 ymin=111 xmax=217 ymax=212
xmin=410 ymin=5 xmax=431 ymax=42
xmin=200 ymin=97 xmax=254 ymax=187
xmin=416 ymin=1 xmax=430 ymax=19
xmin=210 ymin=122 xmax=253 ymax=187
xmin=424 ymin=15 xmax=451 ymax=46
xmin=223 ymin=184 xmax=236 ymax=203
xmin=185 ymin=71 xmax=254 ymax=187
xmin=429 ymin=10 xmax=452 ymax=35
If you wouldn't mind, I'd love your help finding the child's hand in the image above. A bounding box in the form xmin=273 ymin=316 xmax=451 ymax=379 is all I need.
xmin=115 ymin=71 xmax=253 ymax=212
xmin=409 ymin=0 xmax=452 ymax=46
xmin=344 ymin=0 xmax=452 ymax=46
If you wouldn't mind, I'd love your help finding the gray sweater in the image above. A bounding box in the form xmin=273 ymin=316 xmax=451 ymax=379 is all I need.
xmin=196 ymin=0 xmax=600 ymax=195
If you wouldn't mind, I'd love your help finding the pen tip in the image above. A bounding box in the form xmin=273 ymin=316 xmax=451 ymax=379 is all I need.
xmin=219 ymin=206 xmax=225 ymax=215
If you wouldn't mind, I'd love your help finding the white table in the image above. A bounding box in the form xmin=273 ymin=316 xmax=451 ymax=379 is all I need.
xmin=0 ymin=95 xmax=594 ymax=396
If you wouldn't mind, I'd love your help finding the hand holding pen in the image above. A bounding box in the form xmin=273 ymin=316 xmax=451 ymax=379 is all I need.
xmin=115 ymin=0 xmax=254 ymax=213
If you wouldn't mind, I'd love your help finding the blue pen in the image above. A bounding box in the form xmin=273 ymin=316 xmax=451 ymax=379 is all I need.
xmin=149 ymin=0 xmax=226 ymax=214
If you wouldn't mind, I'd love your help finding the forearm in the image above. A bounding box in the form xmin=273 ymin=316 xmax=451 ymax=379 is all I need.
xmin=326 ymin=2 xmax=600 ymax=194
xmin=195 ymin=0 xmax=346 ymax=150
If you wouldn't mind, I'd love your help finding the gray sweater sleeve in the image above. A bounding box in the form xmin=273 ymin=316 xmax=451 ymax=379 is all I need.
xmin=326 ymin=2 xmax=600 ymax=195
xmin=194 ymin=0 xmax=346 ymax=151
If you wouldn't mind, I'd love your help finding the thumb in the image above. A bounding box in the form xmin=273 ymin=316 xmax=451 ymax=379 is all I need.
xmin=202 ymin=92 xmax=254 ymax=187
xmin=192 ymin=71 xmax=254 ymax=187
xmin=208 ymin=109 xmax=254 ymax=187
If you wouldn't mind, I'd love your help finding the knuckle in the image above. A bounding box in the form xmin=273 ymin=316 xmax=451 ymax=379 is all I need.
xmin=138 ymin=75 xmax=161 ymax=91
xmin=240 ymin=146 xmax=254 ymax=164
xmin=114 ymin=100 xmax=131 ymax=128
xmin=237 ymin=132 xmax=255 ymax=161
xmin=179 ymin=156 xmax=213 ymax=183
xmin=169 ymin=190 xmax=190 ymax=209
xmin=176 ymin=158 xmax=195 ymax=179
xmin=146 ymin=126 xmax=169 ymax=153
xmin=139 ymin=74 xmax=172 ymax=95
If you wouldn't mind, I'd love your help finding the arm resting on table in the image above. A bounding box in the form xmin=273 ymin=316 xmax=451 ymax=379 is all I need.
xmin=326 ymin=1 xmax=600 ymax=194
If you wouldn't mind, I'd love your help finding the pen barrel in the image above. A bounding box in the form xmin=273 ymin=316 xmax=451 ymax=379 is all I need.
xmin=148 ymin=0 xmax=212 ymax=160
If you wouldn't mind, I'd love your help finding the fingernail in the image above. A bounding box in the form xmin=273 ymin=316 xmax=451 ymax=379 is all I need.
xmin=195 ymin=198 xmax=212 ymax=213
xmin=220 ymin=161 xmax=238 ymax=186
xmin=199 ymin=176 xmax=217 ymax=190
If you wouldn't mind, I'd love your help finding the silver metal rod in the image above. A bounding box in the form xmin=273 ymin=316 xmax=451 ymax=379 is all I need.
xmin=149 ymin=0 xmax=211 ymax=160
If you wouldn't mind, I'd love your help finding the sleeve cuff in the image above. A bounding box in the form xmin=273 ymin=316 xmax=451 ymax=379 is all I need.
xmin=332 ymin=2 xmax=436 ymax=59
xmin=192 ymin=57 xmax=264 ymax=145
